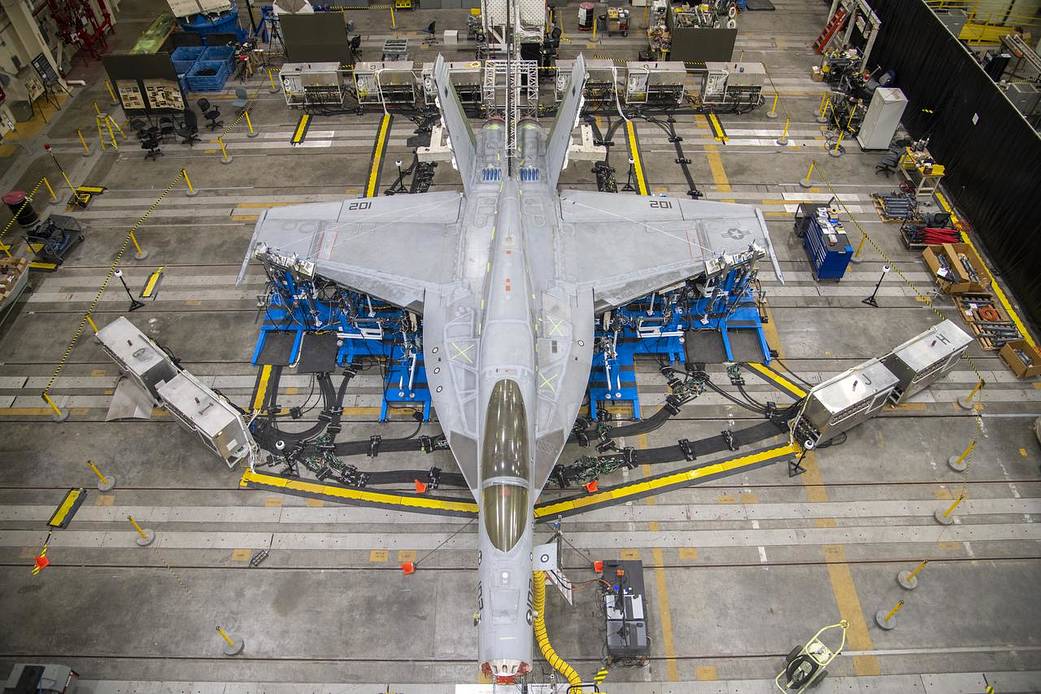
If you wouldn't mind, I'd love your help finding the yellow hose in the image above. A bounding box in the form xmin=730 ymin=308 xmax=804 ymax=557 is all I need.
xmin=532 ymin=570 xmax=584 ymax=692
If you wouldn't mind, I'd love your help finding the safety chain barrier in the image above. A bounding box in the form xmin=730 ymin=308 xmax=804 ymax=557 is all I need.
xmin=815 ymin=170 xmax=987 ymax=394
xmin=0 ymin=178 xmax=50 ymax=257
xmin=39 ymin=169 xmax=188 ymax=420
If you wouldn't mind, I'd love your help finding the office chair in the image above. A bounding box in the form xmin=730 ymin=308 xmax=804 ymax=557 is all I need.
xmin=349 ymin=34 xmax=363 ymax=61
xmin=197 ymin=98 xmax=223 ymax=130
xmin=141 ymin=132 xmax=163 ymax=160
xmin=230 ymin=87 xmax=249 ymax=113
xmin=424 ymin=21 xmax=437 ymax=45
xmin=176 ymin=109 xmax=201 ymax=146
xmin=157 ymin=116 xmax=176 ymax=141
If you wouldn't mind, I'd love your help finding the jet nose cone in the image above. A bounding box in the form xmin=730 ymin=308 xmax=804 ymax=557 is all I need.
xmin=482 ymin=659 xmax=530 ymax=684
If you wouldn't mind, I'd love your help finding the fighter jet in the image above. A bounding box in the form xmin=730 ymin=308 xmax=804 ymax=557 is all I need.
xmin=241 ymin=54 xmax=779 ymax=682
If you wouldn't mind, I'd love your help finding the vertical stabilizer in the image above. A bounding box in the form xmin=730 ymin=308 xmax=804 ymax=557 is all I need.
xmin=433 ymin=55 xmax=477 ymax=193
xmin=546 ymin=54 xmax=587 ymax=189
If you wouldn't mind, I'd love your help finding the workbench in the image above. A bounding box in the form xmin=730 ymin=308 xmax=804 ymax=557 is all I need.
xmin=899 ymin=146 xmax=944 ymax=196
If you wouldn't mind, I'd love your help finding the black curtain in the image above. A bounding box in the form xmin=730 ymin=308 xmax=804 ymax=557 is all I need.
xmin=867 ymin=0 xmax=1041 ymax=332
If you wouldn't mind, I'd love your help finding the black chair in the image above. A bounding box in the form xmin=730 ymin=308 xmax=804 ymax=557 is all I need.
xmin=158 ymin=116 xmax=176 ymax=141
xmin=424 ymin=21 xmax=437 ymax=45
xmin=141 ymin=132 xmax=162 ymax=160
xmin=176 ymin=109 xmax=201 ymax=146
xmin=198 ymin=98 xmax=223 ymax=130
xmin=349 ymin=34 xmax=362 ymax=60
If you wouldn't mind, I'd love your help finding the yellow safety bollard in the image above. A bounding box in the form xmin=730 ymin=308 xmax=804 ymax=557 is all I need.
xmin=776 ymin=115 xmax=791 ymax=146
xmin=817 ymin=95 xmax=832 ymax=124
xmin=592 ymin=12 xmax=598 ymax=41
xmin=76 ymin=129 xmax=91 ymax=157
xmin=93 ymin=101 xmax=102 ymax=116
xmin=217 ymin=136 xmax=233 ymax=165
xmin=948 ymin=439 xmax=976 ymax=472
xmin=87 ymin=459 xmax=115 ymax=492
xmin=390 ymin=5 xmax=396 ymax=29
xmin=875 ymin=599 xmax=905 ymax=630
xmin=829 ymin=129 xmax=846 ymax=158
xmin=84 ymin=314 xmax=99 ymax=334
xmin=105 ymin=79 xmax=119 ymax=106
xmin=41 ymin=392 xmax=68 ymax=422
xmin=935 ymin=493 xmax=966 ymax=526
xmin=799 ymin=159 xmax=816 ymax=189
xmin=897 ymin=559 xmax=928 ymax=590
xmin=41 ymin=176 xmax=57 ymax=203
xmin=267 ymin=67 xmax=280 ymax=94
xmin=128 ymin=514 xmax=156 ymax=546
xmin=957 ymin=379 xmax=984 ymax=410
xmin=216 ymin=625 xmax=245 ymax=655
xmin=849 ymin=233 xmax=868 ymax=264
xmin=107 ymin=115 xmax=126 ymax=140
xmin=182 ymin=168 xmax=198 ymax=198
xmin=128 ymin=230 xmax=149 ymax=260
xmin=766 ymin=92 xmax=779 ymax=119
xmin=244 ymin=110 xmax=258 ymax=139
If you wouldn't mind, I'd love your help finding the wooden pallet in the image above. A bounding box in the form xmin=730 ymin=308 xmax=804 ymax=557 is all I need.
xmin=872 ymin=197 xmax=914 ymax=224
xmin=968 ymin=320 xmax=1019 ymax=351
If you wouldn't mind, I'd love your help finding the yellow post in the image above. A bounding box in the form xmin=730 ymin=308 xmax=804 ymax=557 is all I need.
xmin=800 ymin=159 xmax=816 ymax=188
xmin=182 ymin=168 xmax=198 ymax=197
xmin=592 ymin=12 xmax=597 ymax=40
xmin=41 ymin=392 xmax=66 ymax=421
xmin=85 ymin=314 xmax=99 ymax=334
xmin=777 ymin=115 xmax=791 ymax=145
xmin=128 ymin=230 xmax=148 ymax=260
xmin=217 ymin=136 xmax=233 ymax=164
xmin=845 ymin=107 xmax=856 ymax=132
xmin=57 ymin=169 xmax=79 ymax=201
xmin=41 ymin=176 xmax=57 ymax=202
xmin=944 ymin=494 xmax=965 ymax=519
xmin=216 ymin=626 xmax=236 ymax=647
xmin=267 ymin=67 xmax=279 ymax=93
xmin=127 ymin=515 xmax=149 ymax=540
xmin=87 ymin=460 xmax=108 ymax=485
xmin=817 ymin=93 xmax=828 ymax=117
xmin=883 ymin=599 xmax=905 ymax=622
xmin=818 ymin=95 xmax=832 ymax=124
xmin=93 ymin=101 xmax=102 ymax=116
xmin=390 ymin=5 xmax=396 ymax=29
xmin=853 ymin=234 xmax=868 ymax=258
xmin=958 ymin=379 xmax=984 ymax=410
xmin=949 ymin=439 xmax=976 ymax=471
xmin=107 ymin=115 xmax=126 ymax=139
xmin=906 ymin=559 xmax=928 ymax=581
xmin=830 ymin=129 xmax=846 ymax=156
xmin=767 ymin=92 xmax=779 ymax=119
xmin=103 ymin=116 xmax=119 ymax=150
xmin=244 ymin=110 xmax=257 ymax=138
xmin=105 ymin=80 xmax=119 ymax=105
xmin=76 ymin=129 xmax=91 ymax=156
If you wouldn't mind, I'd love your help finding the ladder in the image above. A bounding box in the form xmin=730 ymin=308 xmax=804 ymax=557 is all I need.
xmin=813 ymin=7 xmax=848 ymax=54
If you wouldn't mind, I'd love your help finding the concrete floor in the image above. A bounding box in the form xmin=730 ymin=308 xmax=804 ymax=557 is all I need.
xmin=1 ymin=0 xmax=1040 ymax=692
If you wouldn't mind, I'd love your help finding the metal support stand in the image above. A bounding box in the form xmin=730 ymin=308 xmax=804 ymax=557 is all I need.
xmin=115 ymin=270 xmax=145 ymax=312
xmin=621 ymin=157 xmax=636 ymax=192
xmin=861 ymin=264 xmax=890 ymax=307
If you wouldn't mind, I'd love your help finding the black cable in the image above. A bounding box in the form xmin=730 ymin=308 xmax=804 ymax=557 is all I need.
xmin=772 ymin=357 xmax=815 ymax=388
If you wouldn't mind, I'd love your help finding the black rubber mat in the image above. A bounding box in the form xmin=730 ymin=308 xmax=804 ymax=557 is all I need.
xmin=297 ymin=332 xmax=340 ymax=373
xmin=728 ymin=329 xmax=766 ymax=362
xmin=256 ymin=331 xmax=296 ymax=366
xmin=743 ymin=0 xmax=775 ymax=9
xmin=685 ymin=330 xmax=726 ymax=364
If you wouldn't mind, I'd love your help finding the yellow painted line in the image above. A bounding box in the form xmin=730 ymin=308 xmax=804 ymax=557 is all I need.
xmin=619 ymin=548 xmax=640 ymax=560
xmin=96 ymin=495 xmax=114 ymax=506
xmin=48 ymin=488 xmax=84 ymax=527
xmin=534 ymin=442 xmax=800 ymax=518
xmin=365 ymin=112 xmax=393 ymax=198
xmin=934 ymin=191 xmax=1034 ymax=348
xmin=342 ymin=406 xmax=384 ymax=416
xmin=231 ymin=548 xmax=252 ymax=561
xmin=240 ymin=468 xmax=479 ymax=515
xmin=397 ymin=549 xmax=416 ymax=562
xmin=231 ymin=214 xmax=260 ymax=222
xmin=699 ymin=115 xmax=732 ymax=196
xmin=77 ymin=186 xmax=105 ymax=194
xmin=678 ymin=547 xmax=699 ymax=560
xmin=370 ymin=549 xmax=389 ymax=562
xmin=624 ymin=120 xmax=648 ymax=195
xmin=235 ymin=202 xmax=298 ymax=209
xmin=695 ymin=665 xmax=718 ymax=681
xmin=651 ymin=546 xmax=679 ymax=681
xmin=141 ymin=266 xmax=164 ymax=299
xmin=252 ymin=364 xmax=273 ymax=413
xmin=0 ymin=407 xmax=59 ymax=416
xmin=824 ymin=544 xmax=880 ymax=675
xmin=707 ymin=112 xmax=728 ymax=144
xmin=746 ymin=361 xmax=807 ymax=399
xmin=290 ymin=113 xmax=311 ymax=145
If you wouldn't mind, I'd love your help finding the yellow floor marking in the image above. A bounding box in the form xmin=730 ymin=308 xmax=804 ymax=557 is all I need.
xmin=717 ymin=494 xmax=737 ymax=503
xmin=397 ymin=549 xmax=417 ymax=563
xmin=90 ymin=369 xmax=108 ymax=377
xmin=264 ymin=496 xmax=283 ymax=507
xmin=49 ymin=489 xmax=84 ymax=527
xmin=619 ymin=549 xmax=641 ymax=560
xmin=699 ymin=115 xmax=733 ymax=200
xmin=678 ymin=547 xmax=699 ymax=560
xmin=823 ymin=545 xmax=880 ymax=676
xmin=365 ymin=112 xmax=393 ymax=198
xmin=625 ymin=120 xmax=649 ymax=195
xmin=305 ymin=498 xmax=324 ymax=507
xmin=342 ymin=406 xmax=383 ymax=416
xmin=369 ymin=549 xmax=389 ymax=562
xmin=934 ymin=488 xmax=954 ymax=500
xmin=231 ymin=214 xmax=260 ymax=222
xmin=231 ymin=548 xmax=252 ymax=561
xmin=235 ymin=202 xmax=298 ymax=209
xmin=252 ymin=364 xmax=273 ymax=412
xmin=1021 ymin=448 xmax=1029 ymax=457
xmin=695 ymin=665 xmax=718 ymax=681
xmin=285 ymin=387 xmax=299 ymax=395
xmin=938 ymin=541 xmax=961 ymax=551
xmin=96 ymin=495 xmax=114 ymax=506
xmin=892 ymin=402 xmax=928 ymax=411
xmin=739 ymin=492 xmax=758 ymax=504
xmin=0 ymin=408 xmax=58 ymax=416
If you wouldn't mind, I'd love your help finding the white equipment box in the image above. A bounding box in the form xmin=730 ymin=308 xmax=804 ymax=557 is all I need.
xmin=857 ymin=86 xmax=907 ymax=150
xmin=157 ymin=371 xmax=256 ymax=469
xmin=95 ymin=317 xmax=178 ymax=402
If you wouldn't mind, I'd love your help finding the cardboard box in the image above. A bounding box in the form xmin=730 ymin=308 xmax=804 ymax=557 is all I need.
xmin=922 ymin=242 xmax=991 ymax=294
xmin=999 ymin=339 xmax=1041 ymax=379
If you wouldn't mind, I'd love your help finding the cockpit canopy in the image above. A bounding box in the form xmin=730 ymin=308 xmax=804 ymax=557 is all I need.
xmin=481 ymin=379 xmax=530 ymax=552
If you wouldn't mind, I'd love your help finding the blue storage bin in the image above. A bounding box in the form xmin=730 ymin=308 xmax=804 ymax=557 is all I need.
xmin=171 ymin=46 xmax=205 ymax=62
xmin=173 ymin=60 xmax=196 ymax=75
xmin=201 ymin=45 xmax=234 ymax=64
xmin=185 ymin=60 xmax=232 ymax=92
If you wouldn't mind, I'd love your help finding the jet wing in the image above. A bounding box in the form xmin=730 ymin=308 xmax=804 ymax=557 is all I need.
xmin=557 ymin=190 xmax=782 ymax=311
xmin=238 ymin=192 xmax=465 ymax=313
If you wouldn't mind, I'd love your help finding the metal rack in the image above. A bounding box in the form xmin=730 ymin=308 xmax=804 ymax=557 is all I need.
xmin=279 ymin=62 xmax=345 ymax=107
